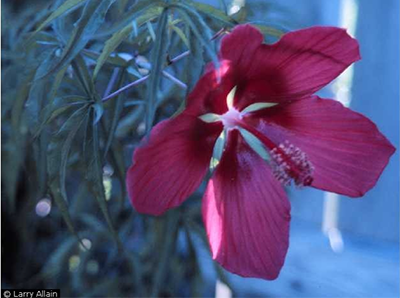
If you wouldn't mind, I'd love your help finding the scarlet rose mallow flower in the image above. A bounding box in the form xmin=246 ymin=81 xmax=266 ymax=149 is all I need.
xmin=126 ymin=25 xmax=395 ymax=279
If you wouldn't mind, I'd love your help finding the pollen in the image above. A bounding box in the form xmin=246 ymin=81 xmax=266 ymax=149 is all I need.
xmin=270 ymin=141 xmax=314 ymax=187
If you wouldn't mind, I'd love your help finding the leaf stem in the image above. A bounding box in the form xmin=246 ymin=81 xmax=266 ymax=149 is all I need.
xmin=102 ymin=75 xmax=149 ymax=102
xmin=162 ymin=70 xmax=187 ymax=90
xmin=103 ymin=67 xmax=120 ymax=98
xmin=101 ymin=50 xmax=190 ymax=102
xmin=169 ymin=50 xmax=190 ymax=64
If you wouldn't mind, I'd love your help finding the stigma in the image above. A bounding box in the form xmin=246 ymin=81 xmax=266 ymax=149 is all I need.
xmin=220 ymin=108 xmax=242 ymax=130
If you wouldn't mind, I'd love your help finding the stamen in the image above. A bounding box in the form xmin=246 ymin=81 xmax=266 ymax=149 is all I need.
xmin=234 ymin=121 xmax=314 ymax=186
xmin=270 ymin=141 xmax=314 ymax=187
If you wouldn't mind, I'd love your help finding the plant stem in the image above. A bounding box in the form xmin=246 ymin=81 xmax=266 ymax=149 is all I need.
xmin=102 ymin=75 xmax=149 ymax=102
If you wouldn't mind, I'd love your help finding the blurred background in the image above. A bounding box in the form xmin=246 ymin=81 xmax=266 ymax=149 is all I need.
xmin=2 ymin=0 xmax=399 ymax=297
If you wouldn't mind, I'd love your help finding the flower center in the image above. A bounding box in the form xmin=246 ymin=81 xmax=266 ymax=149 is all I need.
xmin=220 ymin=108 xmax=242 ymax=130
xmin=197 ymin=86 xmax=314 ymax=186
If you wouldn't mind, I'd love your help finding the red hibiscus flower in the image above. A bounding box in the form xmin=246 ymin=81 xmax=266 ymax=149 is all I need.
xmin=126 ymin=25 xmax=395 ymax=280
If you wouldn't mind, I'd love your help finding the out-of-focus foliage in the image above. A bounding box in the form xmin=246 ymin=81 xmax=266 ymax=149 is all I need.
xmin=1 ymin=0 xmax=282 ymax=296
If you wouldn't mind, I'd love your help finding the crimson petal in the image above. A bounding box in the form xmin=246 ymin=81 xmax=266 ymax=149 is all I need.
xmin=127 ymin=113 xmax=222 ymax=215
xmin=202 ymin=130 xmax=290 ymax=280
xmin=248 ymin=97 xmax=396 ymax=197
xmin=220 ymin=25 xmax=360 ymax=109
xmin=185 ymin=60 xmax=235 ymax=116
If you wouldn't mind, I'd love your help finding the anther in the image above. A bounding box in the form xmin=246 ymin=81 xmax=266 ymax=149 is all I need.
xmin=270 ymin=141 xmax=314 ymax=187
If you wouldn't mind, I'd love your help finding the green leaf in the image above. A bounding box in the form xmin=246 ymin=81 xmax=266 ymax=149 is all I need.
xmin=33 ymin=99 xmax=88 ymax=140
xmin=60 ymin=112 xmax=88 ymax=203
xmin=183 ymin=224 xmax=204 ymax=298
xmin=87 ymin=112 xmax=123 ymax=249
xmin=108 ymin=139 xmax=128 ymax=209
xmin=49 ymin=66 xmax=69 ymax=103
xmin=185 ymin=218 xmax=233 ymax=290
xmin=150 ymin=212 xmax=180 ymax=297
xmin=93 ymin=5 xmax=163 ymax=81
xmin=145 ymin=8 xmax=169 ymax=131
xmin=36 ymin=131 xmax=50 ymax=198
xmin=71 ymin=54 xmax=95 ymax=95
xmin=39 ymin=0 xmax=115 ymax=79
xmin=49 ymin=185 xmax=85 ymax=249
xmin=93 ymin=25 xmax=132 ymax=81
xmin=94 ymin=0 xmax=165 ymax=37
xmin=56 ymin=104 xmax=90 ymax=135
xmin=103 ymin=72 xmax=126 ymax=159
xmin=146 ymin=21 xmax=156 ymax=42
xmin=48 ymin=131 xmax=86 ymax=247
xmin=183 ymin=25 xmax=204 ymax=92
xmin=187 ymin=0 xmax=237 ymax=27
xmin=173 ymin=4 xmax=219 ymax=70
xmin=31 ymin=0 xmax=88 ymax=37
xmin=83 ymin=49 xmax=128 ymax=68
xmin=124 ymin=252 xmax=144 ymax=297
xmin=170 ymin=24 xmax=190 ymax=49
xmin=40 ymin=236 xmax=77 ymax=278
xmin=255 ymin=24 xmax=284 ymax=38
xmin=92 ymin=103 xmax=104 ymax=124
xmin=11 ymin=69 xmax=36 ymax=132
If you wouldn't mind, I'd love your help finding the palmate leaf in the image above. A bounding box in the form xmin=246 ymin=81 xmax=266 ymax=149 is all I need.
xmin=145 ymin=8 xmax=169 ymax=131
xmin=38 ymin=0 xmax=115 ymax=80
xmin=93 ymin=4 xmax=163 ymax=81
xmin=33 ymin=96 xmax=89 ymax=140
xmin=71 ymin=54 xmax=95 ymax=96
